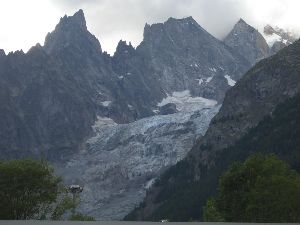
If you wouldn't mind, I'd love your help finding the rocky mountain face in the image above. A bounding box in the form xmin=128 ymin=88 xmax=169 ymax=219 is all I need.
xmin=127 ymin=39 xmax=300 ymax=221
xmin=224 ymin=19 xmax=270 ymax=65
xmin=0 ymin=45 xmax=98 ymax=160
xmin=134 ymin=17 xmax=250 ymax=102
xmin=0 ymin=9 xmax=293 ymax=220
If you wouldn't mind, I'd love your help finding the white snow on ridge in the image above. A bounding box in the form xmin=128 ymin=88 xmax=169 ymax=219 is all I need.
xmin=224 ymin=75 xmax=236 ymax=87
xmin=196 ymin=78 xmax=203 ymax=85
xmin=209 ymin=67 xmax=217 ymax=72
xmin=190 ymin=63 xmax=199 ymax=68
xmin=152 ymin=109 xmax=160 ymax=114
xmin=206 ymin=76 xmax=213 ymax=83
xmin=145 ymin=178 xmax=156 ymax=189
xmin=101 ymin=101 xmax=112 ymax=107
xmin=263 ymin=33 xmax=282 ymax=47
xmin=157 ymin=90 xmax=217 ymax=112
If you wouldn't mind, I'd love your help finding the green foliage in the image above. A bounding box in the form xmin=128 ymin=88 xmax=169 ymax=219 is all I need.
xmin=51 ymin=190 xmax=76 ymax=220
xmin=0 ymin=159 xmax=61 ymax=220
xmin=0 ymin=158 xmax=84 ymax=220
xmin=203 ymin=198 xmax=224 ymax=222
xmin=208 ymin=154 xmax=300 ymax=222
xmin=69 ymin=213 xmax=95 ymax=221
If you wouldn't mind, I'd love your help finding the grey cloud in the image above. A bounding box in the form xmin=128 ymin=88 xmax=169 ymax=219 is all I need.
xmin=50 ymin=0 xmax=297 ymax=54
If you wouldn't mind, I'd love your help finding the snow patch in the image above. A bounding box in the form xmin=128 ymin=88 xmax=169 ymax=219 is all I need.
xmin=101 ymin=101 xmax=112 ymax=107
xmin=263 ymin=33 xmax=282 ymax=47
xmin=196 ymin=78 xmax=204 ymax=85
xmin=157 ymin=90 xmax=217 ymax=112
xmin=209 ymin=67 xmax=217 ymax=73
xmin=92 ymin=116 xmax=116 ymax=131
xmin=224 ymin=75 xmax=236 ymax=87
xmin=145 ymin=178 xmax=156 ymax=189
xmin=190 ymin=63 xmax=199 ymax=68
xmin=153 ymin=109 xmax=160 ymax=114
xmin=206 ymin=76 xmax=213 ymax=83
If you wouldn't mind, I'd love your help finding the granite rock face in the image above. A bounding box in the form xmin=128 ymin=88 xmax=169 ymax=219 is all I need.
xmin=136 ymin=17 xmax=251 ymax=102
xmin=224 ymin=19 xmax=270 ymax=65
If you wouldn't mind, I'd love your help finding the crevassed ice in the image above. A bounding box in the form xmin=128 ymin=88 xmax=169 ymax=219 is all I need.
xmin=60 ymin=93 xmax=221 ymax=220
xmin=157 ymin=90 xmax=217 ymax=112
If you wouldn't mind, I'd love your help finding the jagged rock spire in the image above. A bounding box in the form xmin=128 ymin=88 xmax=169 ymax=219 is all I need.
xmin=44 ymin=9 xmax=102 ymax=54
xmin=0 ymin=49 xmax=5 ymax=57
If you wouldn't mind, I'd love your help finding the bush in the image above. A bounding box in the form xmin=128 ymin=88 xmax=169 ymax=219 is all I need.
xmin=204 ymin=154 xmax=300 ymax=222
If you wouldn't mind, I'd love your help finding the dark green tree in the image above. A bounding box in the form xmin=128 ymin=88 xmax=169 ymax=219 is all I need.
xmin=204 ymin=154 xmax=300 ymax=222
xmin=0 ymin=159 xmax=75 ymax=220
xmin=202 ymin=198 xmax=224 ymax=222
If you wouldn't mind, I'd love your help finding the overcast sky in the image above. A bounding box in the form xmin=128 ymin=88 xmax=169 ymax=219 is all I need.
xmin=0 ymin=0 xmax=299 ymax=54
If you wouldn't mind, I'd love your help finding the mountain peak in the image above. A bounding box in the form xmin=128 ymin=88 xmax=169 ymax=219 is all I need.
xmin=0 ymin=49 xmax=6 ymax=57
xmin=238 ymin=18 xmax=247 ymax=24
xmin=116 ymin=40 xmax=134 ymax=50
xmin=27 ymin=43 xmax=44 ymax=55
xmin=233 ymin=18 xmax=254 ymax=31
xmin=224 ymin=18 xmax=269 ymax=65
xmin=114 ymin=40 xmax=135 ymax=58
xmin=143 ymin=16 xmax=207 ymax=43
xmin=44 ymin=9 xmax=101 ymax=54
xmin=166 ymin=16 xmax=195 ymax=24
xmin=58 ymin=9 xmax=87 ymax=31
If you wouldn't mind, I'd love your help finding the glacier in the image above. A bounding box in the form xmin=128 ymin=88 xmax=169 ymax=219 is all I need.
xmin=56 ymin=96 xmax=220 ymax=220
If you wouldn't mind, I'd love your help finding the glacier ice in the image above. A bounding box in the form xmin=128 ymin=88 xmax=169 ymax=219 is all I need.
xmin=56 ymin=97 xmax=220 ymax=220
